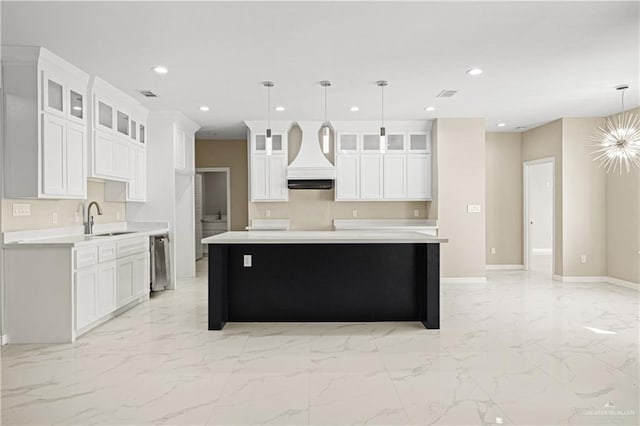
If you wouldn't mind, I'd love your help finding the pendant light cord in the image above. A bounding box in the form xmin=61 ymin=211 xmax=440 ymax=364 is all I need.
xmin=621 ymin=88 xmax=626 ymax=113
xmin=381 ymin=84 xmax=385 ymax=127
xmin=267 ymin=86 xmax=271 ymax=128
xmin=324 ymin=85 xmax=328 ymax=124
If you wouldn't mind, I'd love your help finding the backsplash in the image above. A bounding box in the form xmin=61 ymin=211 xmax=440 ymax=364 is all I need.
xmin=1 ymin=181 xmax=126 ymax=232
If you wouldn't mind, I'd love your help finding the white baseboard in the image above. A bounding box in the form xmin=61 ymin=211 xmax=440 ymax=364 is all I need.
xmin=486 ymin=264 xmax=523 ymax=271
xmin=441 ymin=277 xmax=487 ymax=284
xmin=532 ymin=248 xmax=552 ymax=255
xmin=552 ymin=275 xmax=639 ymax=291
xmin=606 ymin=276 xmax=639 ymax=291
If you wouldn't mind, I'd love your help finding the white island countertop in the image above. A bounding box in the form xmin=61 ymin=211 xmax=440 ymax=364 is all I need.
xmin=202 ymin=230 xmax=447 ymax=244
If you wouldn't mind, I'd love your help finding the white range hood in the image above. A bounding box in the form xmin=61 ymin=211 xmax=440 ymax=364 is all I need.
xmin=287 ymin=121 xmax=336 ymax=181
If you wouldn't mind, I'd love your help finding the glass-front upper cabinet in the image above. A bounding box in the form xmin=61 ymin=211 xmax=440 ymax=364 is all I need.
xmin=69 ymin=89 xmax=84 ymax=122
xmin=337 ymin=133 xmax=358 ymax=153
xmin=97 ymin=100 xmax=114 ymax=131
xmin=408 ymin=132 xmax=430 ymax=153
xmin=362 ymin=134 xmax=383 ymax=153
xmin=131 ymin=119 xmax=137 ymax=141
xmin=254 ymin=134 xmax=284 ymax=153
xmin=140 ymin=124 xmax=146 ymax=143
xmin=42 ymin=68 xmax=65 ymax=117
xmin=386 ymin=133 xmax=405 ymax=152
xmin=117 ymin=111 xmax=129 ymax=136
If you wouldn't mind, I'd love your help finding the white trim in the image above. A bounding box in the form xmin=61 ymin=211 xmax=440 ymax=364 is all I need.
xmin=552 ymin=275 xmax=639 ymax=291
xmin=523 ymin=157 xmax=555 ymax=274
xmin=532 ymin=248 xmax=552 ymax=255
xmin=486 ymin=264 xmax=523 ymax=270
xmin=1 ymin=335 xmax=7 ymax=346
xmin=606 ymin=277 xmax=639 ymax=291
xmin=196 ymin=167 xmax=232 ymax=232
xmin=441 ymin=277 xmax=488 ymax=284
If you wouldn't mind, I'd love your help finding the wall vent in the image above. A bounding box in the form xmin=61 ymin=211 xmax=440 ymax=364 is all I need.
xmin=437 ymin=90 xmax=458 ymax=98
xmin=138 ymin=90 xmax=158 ymax=98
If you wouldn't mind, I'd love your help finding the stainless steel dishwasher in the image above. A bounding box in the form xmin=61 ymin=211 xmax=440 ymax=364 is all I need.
xmin=150 ymin=234 xmax=171 ymax=291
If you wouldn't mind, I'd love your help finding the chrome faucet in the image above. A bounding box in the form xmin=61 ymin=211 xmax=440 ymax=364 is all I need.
xmin=85 ymin=201 xmax=104 ymax=234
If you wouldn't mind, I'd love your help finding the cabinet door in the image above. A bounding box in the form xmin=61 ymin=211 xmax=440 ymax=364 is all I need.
xmin=96 ymin=99 xmax=114 ymax=132
xmin=112 ymin=139 xmax=131 ymax=179
xmin=175 ymin=127 xmax=186 ymax=170
xmin=408 ymin=133 xmax=430 ymax=153
xmin=406 ymin=154 xmax=432 ymax=200
xmin=96 ymin=261 xmax=117 ymax=317
xmin=75 ymin=266 xmax=97 ymax=330
xmin=66 ymin=122 xmax=86 ymax=197
xmin=336 ymin=155 xmax=359 ymax=200
xmin=41 ymin=68 xmax=66 ymax=117
xmin=360 ymin=154 xmax=384 ymax=199
xmin=133 ymin=253 xmax=150 ymax=297
xmin=94 ymin=131 xmax=114 ymax=176
xmin=117 ymin=258 xmax=134 ymax=307
xmin=268 ymin=155 xmax=288 ymax=201
xmin=386 ymin=133 xmax=406 ymax=152
xmin=41 ymin=113 xmax=67 ymax=196
xmin=127 ymin=145 xmax=139 ymax=198
xmin=251 ymin=155 xmax=269 ymax=200
xmin=383 ymin=154 xmax=407 ymax=199
xmin=337 ymin=134 xmax=359 ymax=154
xmin=137 ymin=148 xmax=147 ymax=200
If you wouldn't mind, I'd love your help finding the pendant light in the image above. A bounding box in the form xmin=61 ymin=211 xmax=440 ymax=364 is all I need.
xmin=590 ymin=85 xmax=640 ymax=173
xmin=262 ymin=81 xmax=275 ymax=156
xmin=320 ymin=80 xmax=332 ymax=154
xmin=377 ymin=80 xmax=388 ymax=153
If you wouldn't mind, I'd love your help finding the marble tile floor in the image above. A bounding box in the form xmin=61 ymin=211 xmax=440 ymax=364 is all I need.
xmin=1 ymin=260 xmax=638 ymax=425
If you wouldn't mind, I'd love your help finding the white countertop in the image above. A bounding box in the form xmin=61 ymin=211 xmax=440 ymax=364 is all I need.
xmin=202 ymin=230 xmax=447 ymax=244
xmin=2 ymin=222 xmax=169 ymax=248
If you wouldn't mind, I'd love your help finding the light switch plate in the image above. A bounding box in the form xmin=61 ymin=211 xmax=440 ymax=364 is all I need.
xmin=266 ymin=209 xmax=271 ymax=218
xmin=52 ymin=212 xmax=58 ymax=224
xmin=580 ymin=255 xmax=587 ymax=264
xmin=491 ymin=247 xmax=496 ymax=254
xmin=467 ymin=204 xmax=481 ymax=213
xmin=352 ymin=209 xmax=358 ymax=218
xmin=243 ymin=255 xmax=252 ymax=267
xmin=413 ymin=209 xmax=420 ymax=217
xmin=12 ymin=203 xmax=30 ymax=217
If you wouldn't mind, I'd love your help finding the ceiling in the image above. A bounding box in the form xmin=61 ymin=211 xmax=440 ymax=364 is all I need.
xmin=2 ymin=1 xmax=638 ymax=139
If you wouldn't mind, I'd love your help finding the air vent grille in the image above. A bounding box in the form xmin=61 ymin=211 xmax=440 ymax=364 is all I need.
xmin=437 ymin=90 xmax=458 ymax=98
xmin=138 ymin=90 xmax=158 ymax=98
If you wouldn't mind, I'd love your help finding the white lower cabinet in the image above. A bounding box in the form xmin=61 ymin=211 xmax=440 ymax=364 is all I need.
xmin=97 ymin=261 xmax=117 ymax=317
xmin=117 ymin=257 xmax=134 ymax=306
xmin=75 ymin=266 xmax=98 ymax=330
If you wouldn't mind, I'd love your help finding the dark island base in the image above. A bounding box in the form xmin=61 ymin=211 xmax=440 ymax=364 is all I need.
xmin=208 ymin=243 xmax=440 ymax=330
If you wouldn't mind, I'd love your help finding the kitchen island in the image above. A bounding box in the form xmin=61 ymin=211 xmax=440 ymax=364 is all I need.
xmin=202 ymin=231 xmax=446 ymax=330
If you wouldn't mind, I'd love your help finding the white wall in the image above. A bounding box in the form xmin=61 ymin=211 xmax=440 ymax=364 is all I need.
xmin=528 ymin=162 xmax=553 ymax=253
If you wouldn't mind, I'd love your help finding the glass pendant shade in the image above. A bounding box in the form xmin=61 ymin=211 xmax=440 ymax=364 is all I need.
xmin=322 ymin=125 xmax=330 ymax=154
xmin=266 ymin=128 xmax=273 ymax=156
xmin=379 ymin=127 xmax=386 ymax=154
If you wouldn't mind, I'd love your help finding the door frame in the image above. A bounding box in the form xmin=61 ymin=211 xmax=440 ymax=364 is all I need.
xmin=195 ymin=167 xmax=231 ymax=231
xmin=523 ymin=157 xmax=555 ymax=272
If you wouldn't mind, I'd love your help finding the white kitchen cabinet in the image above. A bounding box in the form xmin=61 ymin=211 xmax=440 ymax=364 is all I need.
xmin=133 ymin=253 xmax=150 ymax=297
xmin=360 ymin=154 xmax=384 ymax=199
xmin=96 ymin=261 xmax=117 ymax=317
xmin=127 ymin=145 xmax=147 ymax=201
xmin=268 ymin=155 xmax=288 ymax=200
xmin=384 ymin=154 xmax=407 ymax=199
xmin=93 ymin=131 xmax=130 ymax=180
xmin=407 ymin=154 xmax=432 ymax=200
xmin=117 ymin=257 xmax=134 ymax=306
xmin=336 ymin=155 xmax=359 ymax=200
xmin=246 ymin=123 xmax=290 ymax=202
xmin=408 ymin=132 xmax=431 ymax=153
xmin=75 ymin=266 xmax=98 ymax=330
xmin=2 ymin=46 xmax=89 ymax=199
xmin=175 ymin=126 xmax=187 ymax=170
xmin=251 ymin=155 xmax=269 ymax=200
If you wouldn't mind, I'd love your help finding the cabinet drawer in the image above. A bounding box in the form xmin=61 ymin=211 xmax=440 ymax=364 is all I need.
xmin=117 ymin=237 xmax=148 ymax=258
xmin=98 ymin=242 xmax=117 ymax=263
xmin=75 ymin=246 xmax=98 ymax=269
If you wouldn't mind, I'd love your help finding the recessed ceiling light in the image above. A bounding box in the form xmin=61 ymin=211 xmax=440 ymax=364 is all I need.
xmin=274 ymin=106 xmax=285 ymax=112
xmin=349 ymin=106 xmax=359 ymax=112
xmin=152 ymin=66 xmax=168 ymax=75
xmin=466 ymin=68 xmax=483 ymax=76
xmin=497 ymin=122 xmax=506 ymax=127
xmin=424 ymin=106 xmax=435 ymax=112
xmin=199 ymin=105 xmax=210 ymax=112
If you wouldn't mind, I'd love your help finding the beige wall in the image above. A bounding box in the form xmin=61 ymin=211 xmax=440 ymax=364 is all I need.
xmin=436 ymin=118 xmax=486 ymax=279
xmin=606 ymin=107 xmax=640 ymax=285
xmin=522 ymin=119 xmax=564 ymax=276
xmin=486 ymin=132 xmax=523 ymax=265
xmin=248 ymin=125 xmax=432 ymax=230
xmin=195 ymin=139 xmax=248 ymax=231
xmin=1 ymin=181 xmax=126 ymax=232
xmin=562 ymin=118 xmax=607 ymax=277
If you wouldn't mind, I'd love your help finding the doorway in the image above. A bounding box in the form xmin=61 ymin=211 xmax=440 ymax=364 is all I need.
xmin=195 ymin=168 xmax=231 ymax=258
xmin=524 ymin=159 xmax=554 ymax=275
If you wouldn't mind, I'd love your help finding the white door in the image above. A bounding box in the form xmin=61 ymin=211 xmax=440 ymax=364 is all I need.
xmin=251 ymin=155 xmax=269 ymax=200
xmin=383 ymin=154 xmax=407 ymax=199
xmin=112 ymin=139 xmax=131 ymax=179
xmin=96 ymin=261 xmax=117 ymax=317
xmin=66 ymin=121 xmax=86 ymax=197
xmin=94 ymin=131 xmax=113 ymax=177
xmin=360 ymin=154 xmax=383 ymax=199
xmin=406 ymin=154 xmax=431 ymax=200
xmin=75 ymin=266 xmax=97 ymax=330
xmin=268 ymin=155 xmax=288 ymax=201
xmin=336 ymin=155 xmax=359 ymax=200
xmin=41 ymin=113 xmax=67 ymax=196
xmin=133 ymin=253 xmax=150 ymax=297
xmin=526 ymin=161 xmax=554 ymax=273
xmin=117 ymin=258 xmax=134 ymax=306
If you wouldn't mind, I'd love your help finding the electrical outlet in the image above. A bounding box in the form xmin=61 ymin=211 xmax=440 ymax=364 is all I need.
xmin=74 ymin=212 xmax=81 ymax=223
xmin=413 ymin=209 xmax=420 ymax=217
xmin=352 ymin=209 xmax=358 ymax=218
xmin=12 ymin=203 xmax=31 ymax=217
xmin=243 ymin=255 xmax=252 ymax=267
xmin=52 ymin=212 xmax=58 ymax=224
xmin=467 ymin=204 xmax=481 ymax=213
xmin=580 ymin=255 xmax=587 ymax=264
xmin=265 ymin=209 xmax=271 ymax=218
xmin=491 ymin=247 xmax=496 ymax=255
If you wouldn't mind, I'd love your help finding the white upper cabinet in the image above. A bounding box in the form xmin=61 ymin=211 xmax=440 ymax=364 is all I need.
xmin=333 ymin=124 xmax=432 ymax=201
xmin=245 ymin=121 xmax=290 ymax=202
xmin=2 ymin=46 xmax=89 ymax=199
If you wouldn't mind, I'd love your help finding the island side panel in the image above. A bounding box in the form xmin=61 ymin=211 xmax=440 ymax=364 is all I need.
xmin=225 ymin=243 xmax=419 ymax=322
xmin=424 ymin=243 xmax=440 ymax=329
xmin=208 ymin=244 xmax=229 ymax=330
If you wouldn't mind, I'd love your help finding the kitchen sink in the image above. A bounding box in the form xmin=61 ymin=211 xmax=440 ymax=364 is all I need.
xmin=92 ymin=231 xmax=136 ymax=237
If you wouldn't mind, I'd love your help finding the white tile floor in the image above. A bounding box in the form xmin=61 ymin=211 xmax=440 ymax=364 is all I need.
xmin=1 ymin=259 xmax=638 ymax=425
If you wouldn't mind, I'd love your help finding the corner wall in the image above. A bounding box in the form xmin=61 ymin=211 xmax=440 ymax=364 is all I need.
xmin=485 ymin=132 xmax=523 ymax=266
xmin=436 ymin=118 xmax=486 ymax=279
